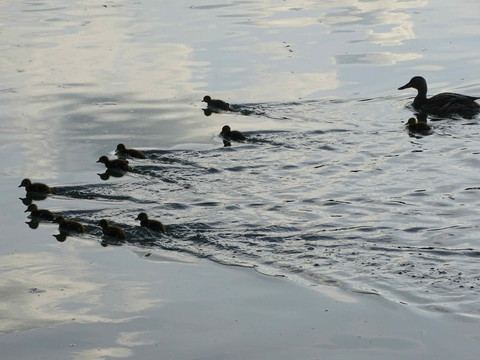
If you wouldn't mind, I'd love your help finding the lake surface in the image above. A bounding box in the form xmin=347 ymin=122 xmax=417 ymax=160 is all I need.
xmin=2 ymin=0 xmax=480 ymax=319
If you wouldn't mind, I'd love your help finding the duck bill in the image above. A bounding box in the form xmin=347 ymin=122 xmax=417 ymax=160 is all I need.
xmin=398 ymin=82 xmax=412 ymax=90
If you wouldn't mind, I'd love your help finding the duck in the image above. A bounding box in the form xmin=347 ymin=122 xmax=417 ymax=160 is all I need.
xmin=136 ymin=212 xmax=166 ymax=233
xmin=55 ymin=216 xmax=86 ymax=233
xmin=97 ymin=156 xmax=132 ymax=171
xmin=98 ymin=219 xmax=126 ymax=240
xmin=18 ymin=178 xmax=52 ymax=194
xmin=24 ymin=204 xmax=56 ymax=221
xmin=116 ymin=143 xmax=146 ymax=159
xmin=202 ymin=95 xmax=230 ymax=111
xmin=220 ymin=125 xmax=246 ymax=141
xmin=406 ymin=117 xmax=431 ymax=133
xmin=398 ymin=76 xmax=480 ymax=117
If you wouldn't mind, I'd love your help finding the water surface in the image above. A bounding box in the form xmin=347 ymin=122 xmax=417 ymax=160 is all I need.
xmin=2 ymin=0 xmax=480 ymax=319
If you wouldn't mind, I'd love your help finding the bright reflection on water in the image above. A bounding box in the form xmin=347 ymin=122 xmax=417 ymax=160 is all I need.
xmin=2 ymin=0 xmax=480 ymax=321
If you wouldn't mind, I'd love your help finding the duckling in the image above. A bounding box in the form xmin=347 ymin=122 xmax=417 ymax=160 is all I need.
xmin=24 ymin=204 xmax=55 ymax=221
xmin=116 ymin=143 xmax=146 ymax=159
xmin=55 ymin=216 xmax=86 ymax=233
xmin=96 ymin=156 xmax=131 ymax=171
xmin=406 ymin=117 xmax=431 ymax=133
xmin=98 ymin=219 xmax=126 ymax=240
xmin=220 ymin=125 xmax=246 ymax=141
xmin=202 ymin=95 xmax=230 ymax=111
xmin=398 ymin=76 xmax=480 ymax=117
xmin=18 ymin=178 xmax=52 ymax=195
xmin=136 ymin=212 xmax=166 ymax=233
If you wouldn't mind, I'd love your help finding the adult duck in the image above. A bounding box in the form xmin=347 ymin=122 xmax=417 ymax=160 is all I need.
xmin=18 ymin=178 xmax=52 ymax=195
xmin=202 ymin=95 xmax=230 ymax=111
xmin=398 ymin=76 xmax=480 ymax=117
xmin=116 ymin=143 xmax=146 ymax=159
xmin=97 ymin=156 xmax=132 ymax=171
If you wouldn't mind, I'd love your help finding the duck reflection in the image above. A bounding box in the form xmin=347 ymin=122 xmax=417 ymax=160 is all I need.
xmin=26 ymin=220 xmax=40 ymax=230
xmin=98 ymin=169 xmax=127 ymax=181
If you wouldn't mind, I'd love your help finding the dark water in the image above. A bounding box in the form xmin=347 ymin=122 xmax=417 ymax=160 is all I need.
xmin=2 ymin=0 xmax=480 ymax=317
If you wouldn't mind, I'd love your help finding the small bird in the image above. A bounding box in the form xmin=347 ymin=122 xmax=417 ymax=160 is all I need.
xmin=220 ymin=125 xmax=246 ymax=141
xmin=55 ymin=216 xmax=86 ymax=233
xmin=202 ymin=95 xmax=230 ymax=111
xmin=136 ymin=212 xmax=166 ymax=233
xmin=116 ymin=143 xmax=146 ymax=159
xmin=18 ymin=178 xmax=52 ymax=194
xmin=98 ymin=219 xmax=126 ymax=240
xmin=24 ymin=204 xmax=56 ymax=221
xmin=406 ymin=117 xmax=431 ymax=133
xmin=97 ymin=156 xmax=132 ymax=171
xmin=398 ymin=76 xmax=480 ymax=117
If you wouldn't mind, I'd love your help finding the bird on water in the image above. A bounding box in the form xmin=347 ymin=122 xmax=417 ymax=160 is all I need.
xmin=18 ymin=178 xmax=52 ymax=195
xmin=202 ymin=95 xmax=230 ymax=111
xmin=115 ymin=143 xmax=146 ymax=159
xmin=25 ymin=204 xmax=56 ymax=221
xmin=398 ymin=76 xmax=480 ymax=117
xmin=55 ymin=216 xmax=86 ymax=234
xmin=97 ymin=156 xmax=132 ymax=171
xmin=136 ymin=212 xmax=166 ymax=233
xmin=98 ymin=219 xmax=127 ymax=240
xmin=220 ymin=125 xmax=246 ymax=141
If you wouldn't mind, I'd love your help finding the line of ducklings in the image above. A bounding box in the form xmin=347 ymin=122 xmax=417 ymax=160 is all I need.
xmin=20 ymin=178 xmax=166 ymax=241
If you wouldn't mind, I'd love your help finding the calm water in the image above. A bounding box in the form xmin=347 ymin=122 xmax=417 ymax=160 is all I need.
xmin=2 ymin=0 xmax=480 ymax=317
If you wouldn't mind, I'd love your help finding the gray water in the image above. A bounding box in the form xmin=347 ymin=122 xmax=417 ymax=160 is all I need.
xmin=2 ymin=0 xmax=480 ymax=317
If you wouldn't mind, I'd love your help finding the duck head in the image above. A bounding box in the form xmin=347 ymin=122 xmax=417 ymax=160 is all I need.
xmin=19 ymin=178 xmax=32 ymax=188
xmin=98 ymin=219 xmax=109 ymax=229
xmin=398 ymin=76 xmax=427 ymax=91
xmin=136 ymin=212 xmax=148 ymax=221
xmin=202 ymin=95 xmax=211 ymax=103
xmin=97 ymin=156 xmax=109 ymax=164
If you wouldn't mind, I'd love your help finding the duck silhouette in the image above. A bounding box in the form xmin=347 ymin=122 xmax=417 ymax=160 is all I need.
xmin=116 ymin=143 xmax=146 ymax=159
xmin=405 ymin=117 xmax=431 ymax=133
xmin=136 ymin=212 xmax=166 ymax=233
xmin=18 ymin=178 xmax=52 ymax=195
xmin=97 ymin=156 xmax=132 ymax=172
xmin=220 ymin=125 xmax=246 ymax=141
xmin=25 ymin=204 xmax=56 ymax=221
xmin=202 ymin=95 xmax=230 ymax=111
xmin=55 ymin=216 xmax=86 ymax=234
xmin=398 ymin=76 xmax=480 ymax=117
xmin=98 ymin=219 xmax=126 ymax=240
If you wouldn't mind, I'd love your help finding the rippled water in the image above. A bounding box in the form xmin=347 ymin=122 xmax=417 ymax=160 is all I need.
xmin=2 ymin=0 xmax=480 ymax=317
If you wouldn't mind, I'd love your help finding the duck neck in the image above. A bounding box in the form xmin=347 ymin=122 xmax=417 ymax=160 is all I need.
xmin=413 ymin=86 xmax=428 ymax=106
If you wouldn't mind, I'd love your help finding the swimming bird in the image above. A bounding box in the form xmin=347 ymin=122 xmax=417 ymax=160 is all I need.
xmin=406 ymin=117 xmax=431 ymax=133
xmin=220 ymin=125 xmax=246 ymax=141
xmin=116 ymin=143 xmax=146 ymax=159
xmin=98 ymin=219 xmax=126 ymax=240
xmin=136 ymin=212 xmax=166 ymax=233
xmin=97 ymin=156 xmax=132 ymax=171
xmin=25 ymin=204 xmax=56 ymax=221
xmin=55 ymin=216 xmax=86 ymax=233
xmin=398 ymin=76 xmax=480 ymax=117
xmin=202 ymin=95 xmax=230 ymax=111
xmin=18 ymin=178 xmax=52 ymax=194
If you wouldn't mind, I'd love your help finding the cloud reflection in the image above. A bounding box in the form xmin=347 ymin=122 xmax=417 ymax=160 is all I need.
xmin=0 ymin=252 xmax=162 ymax=334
